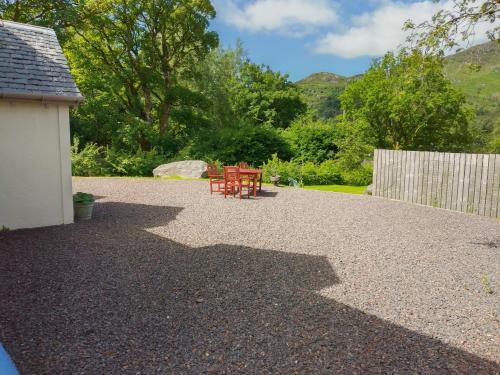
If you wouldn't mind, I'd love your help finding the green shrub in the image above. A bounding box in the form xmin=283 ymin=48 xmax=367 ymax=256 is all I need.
xmin=262 ymin=155 xmax=343 ymax=185
xmin=340 ymin=163 xmax=373 ymax=186
xmin=71 ymin=137 xmax=105 ymax=176
xmin=71 ymin=137 xmax=166 ymax=177
xmin=316 ymin=160 xmax=343 ymax=185
xmin=189 ymin=122 xmax=292 ymax=166
xmin=262 ymin=154 xmax=300 ymax=183
xmin=104 ymin=147 xmax=165 ymax=176
xmin=282 ymin=116 xmax=339 ymax=163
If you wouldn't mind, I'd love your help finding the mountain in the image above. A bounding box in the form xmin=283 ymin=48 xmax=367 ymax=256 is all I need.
xmin=443 ymin=41 xmax=500 ymax=151
xmin=296 ymin=41 xmax=499 ymax=151
xmin=295 ymin=72 xmax=353 ymax=118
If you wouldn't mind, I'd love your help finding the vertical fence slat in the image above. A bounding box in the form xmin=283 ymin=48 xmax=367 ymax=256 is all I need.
xmin=451 ymin=153 xmax=460 ymax=211
xmin=473 ymin=155 xmax=484 ymax=215
xmin=435 ymin=152 xmax=443 ymax=208
xmin=415 ymin=151 xmax=422 ymax=204
xmin=373 ymin=149 xmax=379 ymax=196
xmin=425 ymin=152 xmax=433 ymax=206
xmin=395 ymin=151 xmax=401 ymax=199
xmin=442 ymin=152 xmax=451 ymax=209
xmin=456 ymin=153 xmax=466 ymax=213
xmin=479 ymin=155 xmax=490 ymax=216
xmin=493 ymin=154 xmax=500 ymax=218
xmin=402 ymin=151 xmax=408 ymax=201
xmin=383 ymin=150 xmax=389 ymax=198
xmin=420 ymin=152 xmax=428 ymax=205
xmin=466 ymin=154 xmax=477 ymax=214
xmin=390 ymin=149 xmax=394 ymax=198
xmin=484 ymin=154 xmax=495 ymax=216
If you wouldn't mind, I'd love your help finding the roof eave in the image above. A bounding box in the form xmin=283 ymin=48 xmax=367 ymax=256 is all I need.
xmin=0 ymin=90 xmax=84 ymax=106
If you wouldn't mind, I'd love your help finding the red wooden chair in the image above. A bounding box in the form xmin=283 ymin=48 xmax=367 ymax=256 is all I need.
xmin=207 ymin=163 xmax=224 ymax=194
xmin=223 ymin=166 xmax=239 ymax=198
xmin=224 ymin=166 xmax=255 ymax=199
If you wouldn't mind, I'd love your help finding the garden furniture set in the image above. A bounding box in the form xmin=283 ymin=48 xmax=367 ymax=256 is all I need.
xmin=207 ymin=163 xmax=263 ymax=199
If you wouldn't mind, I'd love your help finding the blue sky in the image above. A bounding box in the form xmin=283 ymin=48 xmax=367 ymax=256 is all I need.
xmin=209 ymin=0 xmax=492 ymax=81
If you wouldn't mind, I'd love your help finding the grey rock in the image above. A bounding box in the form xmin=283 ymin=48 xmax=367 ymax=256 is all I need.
xmin=153 ymin=160 xmax=208 ymax=178
xmin=365 ymin=184 xmax=373 ymax=195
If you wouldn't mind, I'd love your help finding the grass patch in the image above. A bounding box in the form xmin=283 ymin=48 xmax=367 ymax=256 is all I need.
xmin=303 ymin=184 xmax=367 ymax=195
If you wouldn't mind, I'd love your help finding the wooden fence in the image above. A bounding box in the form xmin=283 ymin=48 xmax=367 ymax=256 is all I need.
xmin=373 ymin=149 xmax=500 ymax=218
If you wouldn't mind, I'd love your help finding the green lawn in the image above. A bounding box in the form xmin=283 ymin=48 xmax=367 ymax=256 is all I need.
xmin=303 ymin=184 xmax=367 ymax=195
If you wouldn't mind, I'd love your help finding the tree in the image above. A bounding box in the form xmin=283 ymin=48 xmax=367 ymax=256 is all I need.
xmin=192 ymin=43 xmax=245 ymax=130
xmin=232 ymin=62 xmax=307 ymax=129
xmin=405 ymin=0 xmax=499 ymax=53
xmin=66 ymin=0 xmax=218 ymax=149
xmin=0 ymin=0 xmax=71 ymax=28
xmin=340 ymin=49 xmax=475 ymax=152
xmin=282 ymin=115 xmax=339 ymax=163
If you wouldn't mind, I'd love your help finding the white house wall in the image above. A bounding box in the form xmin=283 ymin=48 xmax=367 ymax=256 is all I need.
xmin=0 ymin=100 xmax=73 ymax=229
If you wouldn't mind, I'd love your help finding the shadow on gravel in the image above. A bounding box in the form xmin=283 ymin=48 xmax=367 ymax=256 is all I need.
xmin=255 ymin=190 xmax=279 ymax=198
xmin=0 ymin=202 xmax=498 ymax=374
xmin=213 ymin=189 xmax=279 ymax=199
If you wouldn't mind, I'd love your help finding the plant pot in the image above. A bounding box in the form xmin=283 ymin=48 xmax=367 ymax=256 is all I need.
xmin=74 ymin=202 xmax=94 ymax=221
xmin=270 ymin=175 xmax=280 ymax=186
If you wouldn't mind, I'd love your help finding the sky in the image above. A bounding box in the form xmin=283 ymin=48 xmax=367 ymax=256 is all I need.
xmin=209 ymin=0 xmax=493 ymax=81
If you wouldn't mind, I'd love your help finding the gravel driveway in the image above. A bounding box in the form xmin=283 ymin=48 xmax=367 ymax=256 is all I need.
xmin=1 ymin=177 xmax=499 ymax=374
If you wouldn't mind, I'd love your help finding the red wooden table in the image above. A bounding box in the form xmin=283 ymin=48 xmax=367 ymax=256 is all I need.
xmin=239 ymin=168 xmax=263 ymax=197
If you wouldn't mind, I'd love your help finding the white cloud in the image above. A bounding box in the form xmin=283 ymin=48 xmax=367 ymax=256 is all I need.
xmin=313 ymin=0 xmax=495 ymax=58
xmin=314 ymin=1 xmax=441 ymax=58
xmin=215 ymin=0 xmax=339 ymax=36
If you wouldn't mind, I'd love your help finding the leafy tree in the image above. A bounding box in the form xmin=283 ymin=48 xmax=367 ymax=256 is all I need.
xmin=405 ymin=0 xmax=499 ymax=53
xmin=66 ymin=0 xmax=218 ymax=150
xmin=340 ymin=49 xmax=475 ymax=152
xmin=282 ymin=115 xmax=339 ymax=163
xmin=192 ymin=44 xmax=244 ymax=130
xmin=232 ymin=62 xmax=307 ymax=129
xmin=0 ymin=0 xmax=76 ymax=40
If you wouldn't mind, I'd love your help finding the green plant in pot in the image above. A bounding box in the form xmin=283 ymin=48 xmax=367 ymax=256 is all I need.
xmin=73 ymin=192 xmax=95 ymax=220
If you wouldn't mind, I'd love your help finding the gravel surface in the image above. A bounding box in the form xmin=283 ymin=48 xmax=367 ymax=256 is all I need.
xmin=1 ymin=177 xmax=499 ymax=374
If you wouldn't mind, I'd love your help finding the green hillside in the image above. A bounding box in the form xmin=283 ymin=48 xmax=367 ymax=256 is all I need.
xmin=296 ymin=41 xmax=499 ymax=152
xmin=296 ymin=72 xmax=352 ymax=118
xmin=444 ymin=41 xmax=500 ymax=152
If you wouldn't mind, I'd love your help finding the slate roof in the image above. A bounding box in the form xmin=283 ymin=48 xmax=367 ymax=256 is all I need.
xmin=0 ymin=20 xmax=83 ymax=103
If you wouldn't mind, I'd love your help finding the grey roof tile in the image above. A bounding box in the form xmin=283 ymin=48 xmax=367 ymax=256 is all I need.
xmin=0 ymin=20 xmax=83 ymax=102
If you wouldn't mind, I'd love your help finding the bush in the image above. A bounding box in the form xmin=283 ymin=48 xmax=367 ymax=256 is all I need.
xmin=189 ymin=123 xmax=292 ymax=166
xmin=71 ymin=137 xmax=166 ymax=176
xmin=104 ymin=147 xmax=165 ymax=176
xmin=282 ymin=116 xmax=339 ymax=163
xmin=71 ymin=137 xmax=105 ymax=176
xmin=262 ymin=154 xmax=343 ymax=185
xmin=316 ymin=160 xmax=343 ymax=185
xmin=340 ymin=163 xmax=373 ymax=186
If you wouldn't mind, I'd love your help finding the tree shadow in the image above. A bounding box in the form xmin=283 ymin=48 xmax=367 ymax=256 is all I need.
xmin=0 ymin=202 xmax=498 ymax=374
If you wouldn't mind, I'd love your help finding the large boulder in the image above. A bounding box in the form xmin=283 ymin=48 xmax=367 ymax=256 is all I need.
xmin=153 ymin=160 xmax=208 ymax=178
